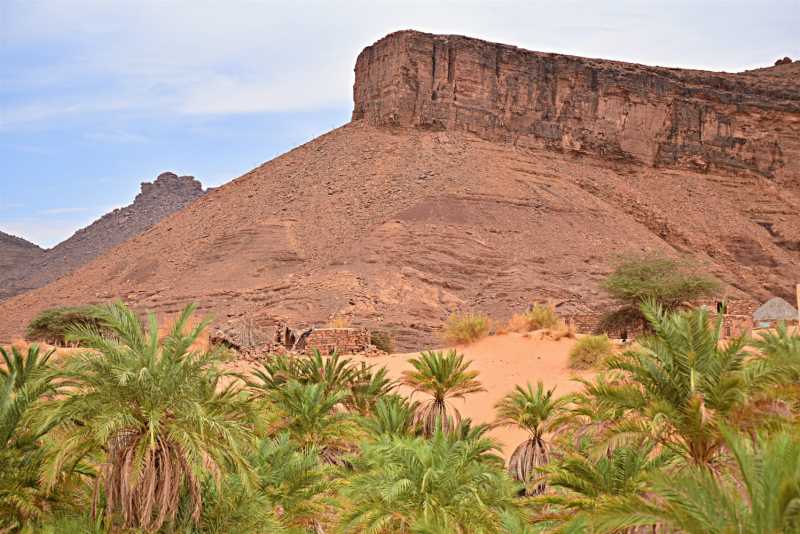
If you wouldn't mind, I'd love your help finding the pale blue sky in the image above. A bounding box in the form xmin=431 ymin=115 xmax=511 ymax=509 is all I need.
xmin=1 ymin=1 xmax=798 ymax=247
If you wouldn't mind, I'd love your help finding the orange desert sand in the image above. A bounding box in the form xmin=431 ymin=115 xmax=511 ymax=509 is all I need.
xmin=220 ymin=331 xmax=596 ymax=458
xmin=350 ymin=332 xmax=596 ymax=458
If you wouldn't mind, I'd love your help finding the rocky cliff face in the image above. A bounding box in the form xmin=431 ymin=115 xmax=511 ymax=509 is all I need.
xmin=353 ymin=31 xmax=799 ymax=189
xmin=0 ymin=232 xmax=44 ymax=274
xmin=0 ymin=173 xmax=206 ymax=299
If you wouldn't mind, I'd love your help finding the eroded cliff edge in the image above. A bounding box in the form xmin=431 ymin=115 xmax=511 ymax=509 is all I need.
xmin=353 ymin=31 xmax=799 ymax=188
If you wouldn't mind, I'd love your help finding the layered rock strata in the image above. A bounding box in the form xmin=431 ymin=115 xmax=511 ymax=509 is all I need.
xmin=353 ymin=31 xmax=799 ymax=188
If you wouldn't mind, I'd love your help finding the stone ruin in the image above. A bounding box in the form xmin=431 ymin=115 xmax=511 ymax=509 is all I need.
xmin=210 ymin=316 xmax=385 ymax=359
xmin=559 ymin=298 xmax=758 ymax=340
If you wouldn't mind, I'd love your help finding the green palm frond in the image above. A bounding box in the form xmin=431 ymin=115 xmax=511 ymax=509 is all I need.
xmin=43 ymin=301 xmax=263 ymax=532
xmin=594 ymin=427 xmax=800 ymax=534
xmin=272 ymin=381 xmax=365 ymax=464
xmin=336 ymin=427 xmax=523 ymax=534
xmin=401 ymin=349 xmax=486 ymax=435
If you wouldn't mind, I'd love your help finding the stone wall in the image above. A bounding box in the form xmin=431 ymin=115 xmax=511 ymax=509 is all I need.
xmin=561 ymin=298 xmax=757 ymax=339
xmin=754 ymin=319 xmax=800 ymax=329
xmin=690 ymin=299 xmax=757 ymax=317
xmin=560 ymin=313 xmax=643 ymax=339
xmin=303 ymin=328 xmax=373 ymax=355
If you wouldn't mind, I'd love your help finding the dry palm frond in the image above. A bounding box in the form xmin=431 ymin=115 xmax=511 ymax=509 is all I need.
xmin=99 ymin=435 xmax=202 ymax=530
xmin=508 ymin=439 xmax=548 ymax=494
xmin=215 ymin=315 xmax=270 ymax=349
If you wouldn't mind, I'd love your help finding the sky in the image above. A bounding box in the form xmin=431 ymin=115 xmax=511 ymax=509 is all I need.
xmin=1 ymin=1 xmax=798 ymax=248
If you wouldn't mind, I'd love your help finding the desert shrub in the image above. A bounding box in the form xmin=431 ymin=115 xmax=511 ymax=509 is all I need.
xmin=371 ymin=330 xmax=396 ymax=353
xmin=25 ymin=306 xmax=105 ymax=345
xmin=568 ymin=334 xmax=615 ymax=370
xmin=543 ymin=320 xmax=576 ymax=341
xmin=505 ymin=313 xmax=529 ymax=333
xmin=438 ymin=311 xmax=491 ymax=346
xmin=597 ymin=249 xmax=721 ymax=335
xmin=601 ymin=249 xmax=721 ymax=306
xmin=505 ymin=302 xmax=566 ymax=335
xmin=327 ymin=315 xmax=352 ymax=328
xmin=522 ymin=302 xmax=560 ymax=331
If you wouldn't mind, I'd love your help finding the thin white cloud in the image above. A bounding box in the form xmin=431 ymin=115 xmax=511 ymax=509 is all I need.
xmin=3 ymin=1 xmax=794 ymax=132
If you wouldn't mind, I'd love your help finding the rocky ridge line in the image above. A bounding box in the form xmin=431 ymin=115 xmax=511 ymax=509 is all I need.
xmin=0 ymin=173 xmax=207 ymax=299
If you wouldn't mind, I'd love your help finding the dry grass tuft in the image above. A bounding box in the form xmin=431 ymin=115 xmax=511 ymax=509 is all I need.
xmin=505 ymin=314 xmax=529 ymax=333
xmin=438 ymin=311 xmax=492 ymax=346
xmin=524 ymin=302 xmax=561 ymax=330
xmin=568 ymin=334 xmax=616 ymax=370
xmin=505 ymin=302 xmax=561 ymax=333
xmin=542 ymin=320 xmax=576 ymax=341
xmin=327 ymin=315 xmax=352 ymax=329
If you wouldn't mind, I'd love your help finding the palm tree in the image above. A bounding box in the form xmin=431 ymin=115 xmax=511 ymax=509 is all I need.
xmin=362 ymin=394 xmax=420 ymax=438
xmin=254 ymin=433 xmax=339 ymax=533
xmin=272 ymin=381 xmax=365 ymax=465
xmin=586 ymin=299 xmax=793 ymax=471
xmin=1 ymin=343 xmax=55 ymax=389
xmin=749 ymin=321 xmax=800 ymax=381
xmin=336 ymin=426 xmax=525 ymax=534
xmin=401 ymin=349 xmax=486 ymax=435
xmin=251 ymin=349 xmax=396 ymax=414
xmin=531 ymin=442 xmax=673 ymax=531
xmin=492 ymin=382 xmax=564 ymax=494
xmin=44 ymin=301 xmax=263 ymax=532
xmin=0 ymin=343 xmax=75 ymax=531
xmin=594 ymin=427 xmax=800 ymax=534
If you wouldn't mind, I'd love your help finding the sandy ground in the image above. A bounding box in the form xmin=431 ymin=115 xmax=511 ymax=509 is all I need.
xmin=350 ymin=331 xmax=596 ymax=458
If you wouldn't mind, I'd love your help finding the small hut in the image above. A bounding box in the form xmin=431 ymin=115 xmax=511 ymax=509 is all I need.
xmin=753 ymin=297 xmax=799 ymax=327
xmin=211 ymin=316 xmax=272 ymax=351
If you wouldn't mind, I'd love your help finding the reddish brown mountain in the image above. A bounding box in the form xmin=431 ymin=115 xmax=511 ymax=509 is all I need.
xmin=1 ymin=31 xmax=798 ymax=350
xmin=0 ymin=173 xmax=206 ymax=299
xmin=0 ymin=232 xmax=44 ymax=275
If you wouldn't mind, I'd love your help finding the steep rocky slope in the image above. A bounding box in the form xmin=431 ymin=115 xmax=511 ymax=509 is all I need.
xmin=0 ymin=173 xmax=206 ymax=298
xmin=0 ymin=31 xmax=797 ymax=350
xmin=0 ymin=232 xmax=44 ymax=274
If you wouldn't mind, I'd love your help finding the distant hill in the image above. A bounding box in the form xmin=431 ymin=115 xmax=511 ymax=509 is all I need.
xmin=0 ymin=232 xmax=44 ymax=275
xmin=0 ymin=173 xmax=206 ymax=299
xmin=0 ymin=31 xmax=797 ymax=349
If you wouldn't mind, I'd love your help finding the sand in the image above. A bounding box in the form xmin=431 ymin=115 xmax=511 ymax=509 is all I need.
xmin=351 ymin=331 xmax=596 ymax=458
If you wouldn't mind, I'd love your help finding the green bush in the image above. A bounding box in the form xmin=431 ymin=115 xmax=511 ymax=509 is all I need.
xmin=568 ymin=334 xmax=616 ymax=370
xmin=523 ymin=302 xmax=560 ymax=331
xmin=371 ymin=330 xmax=396 ymax=354
xmin=438 ymin=311 xmax=491 ymax=346
xmin=25 ymin=306 xmax=104 ymax=345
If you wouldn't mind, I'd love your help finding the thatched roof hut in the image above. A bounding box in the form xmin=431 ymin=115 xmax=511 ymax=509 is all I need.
xmin=753 ymin=297 xmax=799 ymax=321
xmin=212 ymin=316 xmax=272 ymax=349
